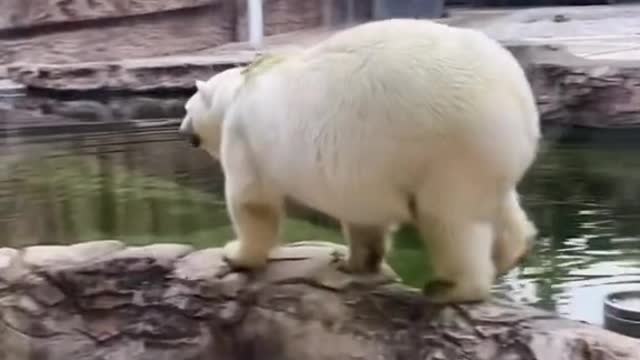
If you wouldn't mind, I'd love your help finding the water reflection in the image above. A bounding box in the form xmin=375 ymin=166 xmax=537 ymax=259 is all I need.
xmin=1 ymin=95 xmax=639 ymax=326
xmin=0 ymin=131 xmax=226 ymax=247
xmin=496 ymin=143 xmax=640 ymax=324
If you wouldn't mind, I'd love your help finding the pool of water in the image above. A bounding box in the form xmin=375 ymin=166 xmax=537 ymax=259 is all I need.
xmin=1 ymin=94 xmax=639 ymax=326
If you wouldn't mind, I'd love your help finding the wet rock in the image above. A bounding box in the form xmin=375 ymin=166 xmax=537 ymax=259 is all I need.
xmin=518 ymin=43 xmax=640 ymax=128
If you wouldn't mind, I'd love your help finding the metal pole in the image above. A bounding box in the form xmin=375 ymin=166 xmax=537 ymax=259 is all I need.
xmin=248 ymin=0 xmax=264 ymax=49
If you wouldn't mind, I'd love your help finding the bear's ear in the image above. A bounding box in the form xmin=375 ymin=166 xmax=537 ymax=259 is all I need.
xmin=195 ymin=80 xmax=213 ymax=107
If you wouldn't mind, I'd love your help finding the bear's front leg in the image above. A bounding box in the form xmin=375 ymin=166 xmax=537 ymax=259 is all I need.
xmin=223 ymin=196 xmax=283 ymax=270
xmin=338 ymin=222 xmax=391 ymax=274
xmin=220 ymin=130 xmax=283 ymax=270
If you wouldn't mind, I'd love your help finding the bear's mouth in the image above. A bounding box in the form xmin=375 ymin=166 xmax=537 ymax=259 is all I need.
xmin=189 ymin=134 xmax=201 ymax=148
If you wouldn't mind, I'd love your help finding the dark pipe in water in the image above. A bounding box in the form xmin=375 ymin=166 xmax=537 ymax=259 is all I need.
xmin=603 ymin=290 xmax=640 ymax=339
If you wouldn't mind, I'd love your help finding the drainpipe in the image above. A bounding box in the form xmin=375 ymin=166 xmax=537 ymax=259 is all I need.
xmin=247 ymin=0 xmax=264 ymax=49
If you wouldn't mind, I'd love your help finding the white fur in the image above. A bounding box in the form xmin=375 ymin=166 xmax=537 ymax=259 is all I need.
xmin=179 ymin=19 xmax=540 ymax=303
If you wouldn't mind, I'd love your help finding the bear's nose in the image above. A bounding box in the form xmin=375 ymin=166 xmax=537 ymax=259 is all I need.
xmin=178 ymin=126 xmax=201 ymax=148
xmin=188 ymin=134 xmax=201 ymax=148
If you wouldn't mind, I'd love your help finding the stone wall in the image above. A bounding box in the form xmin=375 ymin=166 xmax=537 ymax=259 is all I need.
xmin=0 ymin=0 xmax=215 ymax=31
xmin=1 ymin=6 xmax=236 ymax=66
xmin=0 ymin=0 xmax=332 ymax=67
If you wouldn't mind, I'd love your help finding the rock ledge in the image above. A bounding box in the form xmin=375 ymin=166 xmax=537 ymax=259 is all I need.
xmin=6 ymin=40 xmax=640 ymax=129
xmin=1 ymin=240 xmax=638 ymax=360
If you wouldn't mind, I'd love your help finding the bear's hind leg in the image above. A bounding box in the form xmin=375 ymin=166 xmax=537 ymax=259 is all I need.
xmin=339 ymin=222 xmax=391 ymax=273
xmin=416 ymin=212 xmax=497 ymax=304
xmin=493 ymin=190 xmax=537 ymax=276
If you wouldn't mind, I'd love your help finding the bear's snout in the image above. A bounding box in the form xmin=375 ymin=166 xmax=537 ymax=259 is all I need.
xmin=187 ymin=133 xmax=201 ymax=148
xmin=178 ymin=121 xmax=201 ymax=148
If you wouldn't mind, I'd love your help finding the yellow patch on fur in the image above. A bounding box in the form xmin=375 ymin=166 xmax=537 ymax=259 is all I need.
xmin=241 ymin=53 xmax=288 ymax=82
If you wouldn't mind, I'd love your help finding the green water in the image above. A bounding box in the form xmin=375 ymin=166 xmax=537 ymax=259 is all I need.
xmin=1 ymin=96 xmax=639 ymax=326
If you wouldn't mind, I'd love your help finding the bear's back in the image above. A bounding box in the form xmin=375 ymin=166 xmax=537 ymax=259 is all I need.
xmin=304 ymin=19 xmax=505 ymax=68
xmin=280 ymin=19 xmax=531 ymax=132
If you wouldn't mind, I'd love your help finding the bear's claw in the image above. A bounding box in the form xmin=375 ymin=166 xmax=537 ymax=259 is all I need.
xmin=222 ymin=239 xmax=269 ymax=270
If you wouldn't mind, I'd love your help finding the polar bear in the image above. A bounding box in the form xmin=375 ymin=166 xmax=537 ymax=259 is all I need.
xmin=178 ymin=18 xmax=540 ymax=303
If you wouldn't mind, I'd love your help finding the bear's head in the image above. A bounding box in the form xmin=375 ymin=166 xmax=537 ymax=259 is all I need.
xmin=178 ymin=67 xmax=245 ymax=159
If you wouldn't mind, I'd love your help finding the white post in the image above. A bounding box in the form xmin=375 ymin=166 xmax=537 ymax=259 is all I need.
xmin=322 ymin=0 xmax=333 ymax=27
xmin=247 ymin=0 xmax=264 ymax=49
xmin=346 ymin=0 xmax=355 ymax=24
